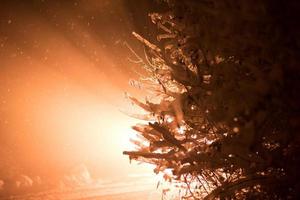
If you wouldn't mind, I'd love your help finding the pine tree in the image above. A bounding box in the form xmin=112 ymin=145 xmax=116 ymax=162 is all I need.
xmin=123 ymin=1 xmax=300 ymax=199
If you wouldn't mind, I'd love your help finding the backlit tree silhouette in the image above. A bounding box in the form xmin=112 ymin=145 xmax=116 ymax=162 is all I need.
xmin=123 ymin=1 xmax=300 ymax=199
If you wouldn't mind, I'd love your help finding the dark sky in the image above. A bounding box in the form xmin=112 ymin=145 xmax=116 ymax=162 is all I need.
xmin=0 ymin=0 xmax=165 ymax=181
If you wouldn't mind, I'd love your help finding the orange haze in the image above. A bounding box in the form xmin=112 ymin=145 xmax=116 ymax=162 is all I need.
xmin=0 ymin=0 xmax=160 ymax=183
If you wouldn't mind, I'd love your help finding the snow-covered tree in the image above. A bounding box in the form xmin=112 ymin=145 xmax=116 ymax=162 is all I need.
xmin=124 ymin=1 xmax=300 ymax=199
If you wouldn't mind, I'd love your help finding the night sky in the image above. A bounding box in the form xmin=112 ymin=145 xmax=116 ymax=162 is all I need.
xmin=0 ymin=0 xmax=164 ymax=182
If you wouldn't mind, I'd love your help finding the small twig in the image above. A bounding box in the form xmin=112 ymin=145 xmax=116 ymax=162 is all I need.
xmin=132 ymin=31 xmax=161 ymax=53
xmin=184 ymin=174 xmax=200 ymax=200
xmin=196 ymin=175 xmax=209 ymax=194
xmin=123 ymin=41 xmax=143 ymax=62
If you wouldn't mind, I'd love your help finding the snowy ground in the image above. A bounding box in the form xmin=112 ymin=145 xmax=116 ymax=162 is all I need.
xmin=0 ymin=188 xmax=161 ymax=200
xmin=0 ymin=175 xmax=162 ymax=200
